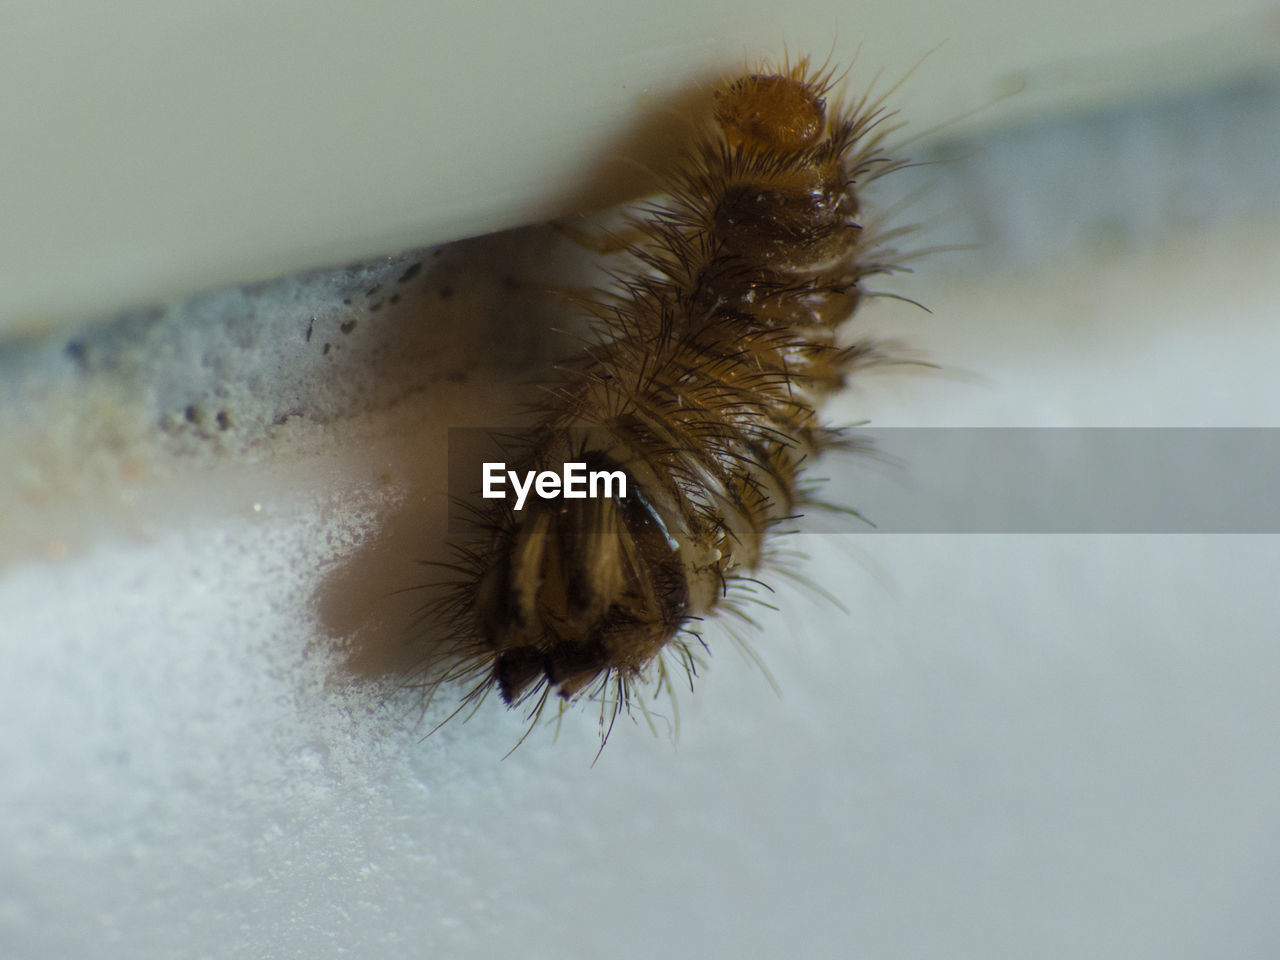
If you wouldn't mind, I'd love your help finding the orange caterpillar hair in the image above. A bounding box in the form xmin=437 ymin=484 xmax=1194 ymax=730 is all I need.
xmin=419 ymin=56 xmax=913 ymax=747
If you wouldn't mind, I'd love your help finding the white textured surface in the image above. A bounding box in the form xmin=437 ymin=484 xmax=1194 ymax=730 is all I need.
xmin=5 ymin=524 xmax=1279 ymax=959
xmin=4 ymin=63 xmax=1280 ymax=960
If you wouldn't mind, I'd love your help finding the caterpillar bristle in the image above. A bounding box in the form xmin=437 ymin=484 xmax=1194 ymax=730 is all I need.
xmin=412 ymin=54 xmax=921 ymax=753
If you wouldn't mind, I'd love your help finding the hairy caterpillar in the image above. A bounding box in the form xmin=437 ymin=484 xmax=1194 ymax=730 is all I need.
xmin=418 ymin=55 xmax=915 ymax=748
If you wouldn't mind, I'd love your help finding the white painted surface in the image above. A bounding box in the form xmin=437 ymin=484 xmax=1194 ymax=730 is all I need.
xmin=3 ymin=0 xmax=1278 ymax=330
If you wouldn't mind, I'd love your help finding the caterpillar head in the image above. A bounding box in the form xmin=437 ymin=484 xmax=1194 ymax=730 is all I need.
xmin=713 ymin=72 xmax=827 ymax=154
